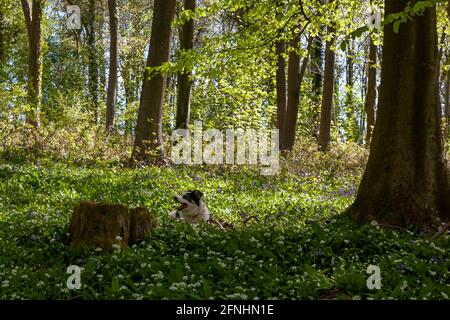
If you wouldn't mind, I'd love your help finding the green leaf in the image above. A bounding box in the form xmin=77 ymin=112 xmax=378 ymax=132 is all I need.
xmin=393 ymin=21 xmax=401 ymax=33
xmin=111 ymin=276 xmax=119 ymax=292
xmin=350 ymin=26 xmax=368 ymax=39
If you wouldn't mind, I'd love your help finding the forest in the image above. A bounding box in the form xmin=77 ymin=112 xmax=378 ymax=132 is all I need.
xmin=0 ymin=0 xmax=449 ymax=301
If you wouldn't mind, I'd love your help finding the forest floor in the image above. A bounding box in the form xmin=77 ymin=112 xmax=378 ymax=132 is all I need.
xmin=0 ymin=154 xmax=449 ymax=299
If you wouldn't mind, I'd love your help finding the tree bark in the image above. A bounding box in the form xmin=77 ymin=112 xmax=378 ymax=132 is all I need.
xmin=275 ymin=39 xmax=287 ymax=131
xmin=311 ymin=36 xmax=323 ymax=102
xmin=132 ymin=0 xmax=176 ymax=164
xmin=21 ymin=0 xmax=44 ymax=128
xmin=281 ymin=36 xmax=312 ymax=151
xmin=106 ymin=0 xmax=119 ymax=132
xmin=175 ymin=0 xmax=196 ymax=129
xmin=345 ymin=40 xmax=357 ymax=141
xmin=346 ymin=41 xmax=353 ymax=110
xmin=87 ymin=0 xmax=100 ymax=124
xmin=364 ymin=38 xmax=377 ymax=145
xmin=350 ymin=0 xmax=450 ymax=230
xmin=445 ymin=58 xmax=450 ymax=139
xmin=69 ymin=202 xmax=157 ymax=251
xmin=318 ymin=27 xmax=336 ymax=151
xmin=310 ymin=35 xmax=323 ymax=140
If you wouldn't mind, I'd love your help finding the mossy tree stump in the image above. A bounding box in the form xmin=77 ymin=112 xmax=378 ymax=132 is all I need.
xmin=129 ymin=207 xmax=158 ymax=244
xmin=69 ymin=202 xmax=157 ymax=251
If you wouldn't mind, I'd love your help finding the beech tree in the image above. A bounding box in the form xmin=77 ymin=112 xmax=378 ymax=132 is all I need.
xmin=176 ymin=0 xmax=196 ymax=129
xmin=21 ymin=0 xmax=44 ymax=128
xmin=105 ymin=0 xmax=119 ymax=132
xmin=364 ymin=38 xmax=377 ymax=145
xmin=318 ymin=25 xmax=336 ymax=151
xmin=87 ymin=0 xmax=100 ymax=124
xmin=132 ymin=0 xmax=176 ymax=164
xmin=350 ymin=0 xmax=450 ymax=230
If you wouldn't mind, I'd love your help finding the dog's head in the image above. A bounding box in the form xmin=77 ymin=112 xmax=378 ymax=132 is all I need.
xmin=174 ymin=190 xmax=204 ymax=215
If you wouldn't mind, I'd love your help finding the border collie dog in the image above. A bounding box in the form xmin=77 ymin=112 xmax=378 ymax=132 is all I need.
xmin=169 ymin=190 xmax=210 ymax=224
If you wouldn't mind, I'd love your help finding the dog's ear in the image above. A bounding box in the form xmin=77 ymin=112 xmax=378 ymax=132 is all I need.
xmin=193 ymin=190 xmax=203 ymax=200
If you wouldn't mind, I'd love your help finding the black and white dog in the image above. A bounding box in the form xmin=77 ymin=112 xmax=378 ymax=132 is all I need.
xmin=169 ymin=190 xmax=210 ymax=224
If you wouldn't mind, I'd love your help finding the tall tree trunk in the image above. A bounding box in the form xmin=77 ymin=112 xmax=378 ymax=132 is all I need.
xmin=281 ymin=36 xmax=312 ymax=151
xmin=175 ymin=0 xmax=195 ymax=129
xmin=350 ymin=1 xmax=450 ymax=230
xmin=0 ymin=7 xmax=5 ymax=72
xmin=364 ymin=38 xmax=377 ymax=145
xmin=346 ymin=41 xmax=353 ymax=109
xmin=311 ymin=36 xmax=323 ymax=102
xmin=318 ymin=26 xmax=336 ymax=151
xmin=275 ymin=39 xmax=287 ymax=131
xmin=346 ymin=40 xmax=356 ymax=141
xmin=132 ymin=0 xmax=176 ymax=164
xmin=445 ymin=63 xmax=450 ymax=138
xmin=21 ymin=0 xmax=44 ymax=128
xmin=445 ymin=0 xmax=450 ymax=138
xmin=87 ymin=0 xmax=100 ymax=124
xmin=310 ymin=35 xmax=323 ymax=140
xmin=106 ymin=0 xmax=119 ymax=132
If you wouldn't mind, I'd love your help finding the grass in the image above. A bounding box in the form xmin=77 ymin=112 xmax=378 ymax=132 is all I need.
xmin=0 ymin=159 xmax=449 ymax=300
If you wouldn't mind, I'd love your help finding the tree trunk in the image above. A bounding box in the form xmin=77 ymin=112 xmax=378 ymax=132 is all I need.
xmin=310 ymin=35 xmax=323 ymax=140
xmin=175 ymin=0 xmax=196 ymax=129
xmin=318 ymin=26 xmax=336 ymax=151
xmin=21 ymin=0 xmax=44 ymax=128
xmin=311 ymin=36 xmax=323 ymax=102
xmin=350 ymin=1 xmax=450 ymax=230
xmin=275 ymin=39 xmax=287 ymax=131
xmin=281 ymin=36 xmax=312 ymax=151
xmin=132 ymin=0 xmax=176 ymax=164
xmin=364 ymin=38 xmax=377 ymax=145
xmin=346 ymin=41 xmax=353 ymax=110
xmin=87 ymin=0 xmax=100 ymax=124
xmin=106 ymin=0 xmax=119 ymax=132
xmin=445 ymin=59 xmax=450 ymax=139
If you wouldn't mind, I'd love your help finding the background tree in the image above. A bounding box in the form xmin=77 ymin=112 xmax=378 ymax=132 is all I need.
xmin=175 ymin=0 xmax=196 ymax=129
xmin=21 ymin=0 xmax=44 ymax=127
xmin=105 ymin=0 xmax=119 ymax=132
xmin=318 ymin=24 xmax=335 ymax=151
xmin=132 ymin=0 xmax=177 ymax=164
xmin=364 ymin=36 xmax=377 ymax=145
xmin=86 ymin=0 xmax=100 ymax=124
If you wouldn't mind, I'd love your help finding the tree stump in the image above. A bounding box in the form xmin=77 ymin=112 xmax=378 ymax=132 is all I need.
xmin=129 ymin=207 xmax=158 ymax=244
xmin=69 ymin=202 xmax=157 ymax=251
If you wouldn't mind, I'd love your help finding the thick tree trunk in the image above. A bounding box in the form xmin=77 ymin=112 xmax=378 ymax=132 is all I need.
xmin=132 ymin=0 xmax=176 ymax=164
xmin=318 ymin=26 xmax=335 ymax=151
xmin=175 ymin=0 xmax=196 ymax=129
xmin=280 ymin=33 xmax=300 ymax=151
xmin=21 ymin=0 xmax=44 ymax=128
xmin=106 ymin=0 xmax=119 ymax=132
xmin=275 ymin=39 xmax=287 ymax=131
xmin=350 ymin=1 xmax=450 ymax=230
xmin=364 ymin=39 xmax=377 ymax=145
